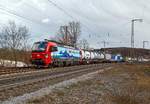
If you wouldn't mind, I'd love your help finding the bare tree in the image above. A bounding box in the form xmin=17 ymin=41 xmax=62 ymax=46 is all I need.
xmin=0 ymin=21 xmax=30 ymax=67
xmin=68 ymin=21 xmax=81 ymax=47
xmin=51 ymin=21 xmax=81 ymax=47
xmin=51 ymin=26 xmax=66 ymax=44
xmin=78 ymin=39 xmax=89 ymax=50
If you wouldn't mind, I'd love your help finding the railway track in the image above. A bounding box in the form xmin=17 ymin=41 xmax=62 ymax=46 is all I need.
xmin=0 ymin=67 xmax=37 ymax=76
xmin=0 ymin=63 xmax=117 ymax=101
xmin=0 ymin=66 xmax=85 ymax=77
xmin=0 ymin=64 xmax=102 ymax=86
xmin=0 ymin=64 xmax=102 ymax=79
xmin=0 ymin=62 xmax=124 ymax=77
xmin=0 ymin=64 xmax=102 ymax=77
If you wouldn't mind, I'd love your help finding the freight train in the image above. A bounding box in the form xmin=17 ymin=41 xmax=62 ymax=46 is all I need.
xmin=30 ymin=39 xmax=122 ymax=67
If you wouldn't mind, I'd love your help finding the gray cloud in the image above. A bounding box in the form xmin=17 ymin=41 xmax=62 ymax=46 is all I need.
xmin=0 ymin=0 xmax=150 ymax=49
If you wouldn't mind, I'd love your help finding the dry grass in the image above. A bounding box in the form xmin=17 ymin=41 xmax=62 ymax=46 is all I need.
xmin=28 ymin=93 xmax=55 ymax=104
xmin=44 ymin=93 xmax=55 ymax=101
xmin=104 ymin=63 xmax=150 ymax=104
xmin=56 ymin=90 xmax=65 ymax=97
xmin=105 ymin=84 xmax=142 ymax=104
xmin=77 ymin=79 xmax=93 ymax=86
xmin=28 ymin=97 xmax=43 ymax=104
xmin=106 ymin=92 xmax=140 ymax=104
xmin=68 ymin=83 xmax=79 ymax=88
xmin=67 ymin=79 xmax=93 ymax=89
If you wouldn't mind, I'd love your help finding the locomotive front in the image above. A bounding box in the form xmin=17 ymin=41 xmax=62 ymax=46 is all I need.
xmin=30 ymin=41 xmax=54 ymax=66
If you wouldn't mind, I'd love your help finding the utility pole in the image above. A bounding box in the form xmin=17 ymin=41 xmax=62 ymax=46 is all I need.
xmin=103 ymin=41 xmax=106 ymax=48
xmin=130 ymin=19 xmax=143 ymax=61
xmin=97 ymin=33 xmax=109 ymax=60
xmin=143 ymin=41 xmax=148 ymax=49
xmin=65 ymin=26 xmax=68 ymax=45
xmin=131 ymin=20 xmax=134 ymax=48
xmin=102 ymin=41 xmax=107 ymax=60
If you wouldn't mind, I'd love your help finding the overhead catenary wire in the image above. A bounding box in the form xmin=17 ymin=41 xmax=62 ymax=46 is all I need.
xmin=21 ymin=0 xmax=99 ymax=39
xmin=0 ymin=7 xmax=36 ymax=24
xmin=46 ymin=0 xmax=99 ymax=38
xmin=0 ymin=6 xmax=53 ymax=30
xmin=48 ymin=0 xmax=134 ymax=39
xmin=47 ymin=0 xmax=74 ymax=19
xmin=0 ymin=5 xmax=56 ymax=37
xmin=25 ymin=0 xmax=131 ymax=44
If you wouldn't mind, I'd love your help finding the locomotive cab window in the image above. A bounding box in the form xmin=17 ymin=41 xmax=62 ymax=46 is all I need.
xmin=50 ymin=46 xmax=58 ymax=52
xmin=32 ymin=42 xmax=47 ymax=52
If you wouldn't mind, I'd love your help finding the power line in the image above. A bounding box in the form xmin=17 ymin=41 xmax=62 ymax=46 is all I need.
xmin=0 ymin=6 xmax=57 ymax=39
xmin=0 ymin=7 xmax=33 ymax=23
xmin=21 ymin=1 xmax=61 ymax=27
xmin=25 ymin=0 xmax=130 ymax=43
xmin=46 ymin=0 xmax=99 ymax=37
xmin=23 ymin=0 xmax=97 ymax=39
xmin=47 ymin=0 xmax=74 ymax=19
xmin=0 ymin=6 xmax=51 ymax=29
xmin=0 ymin=6 xmax=58 ymax=36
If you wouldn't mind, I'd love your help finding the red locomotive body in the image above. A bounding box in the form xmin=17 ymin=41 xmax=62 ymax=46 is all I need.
xmin=30 ymin=40 xmax=82 ymax=66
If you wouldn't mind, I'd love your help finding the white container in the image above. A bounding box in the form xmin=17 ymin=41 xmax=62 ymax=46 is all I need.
xmin=105 ymin=54 xmax=111 ymax=60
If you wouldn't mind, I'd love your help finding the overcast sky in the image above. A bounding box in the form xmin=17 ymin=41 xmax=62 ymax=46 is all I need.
xmin=0 ymin=0 xmax=150 ymax=49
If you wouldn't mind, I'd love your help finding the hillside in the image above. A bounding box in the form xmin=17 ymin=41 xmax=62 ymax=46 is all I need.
xmin=95 ymin=47 xmax=150 ymax=59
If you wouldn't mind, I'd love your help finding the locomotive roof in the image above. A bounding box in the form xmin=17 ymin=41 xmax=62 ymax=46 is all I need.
xmin=44 ymin=39 xmax=78 ymax=50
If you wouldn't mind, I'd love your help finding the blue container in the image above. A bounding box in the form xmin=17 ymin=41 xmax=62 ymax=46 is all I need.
xmin=117 ymin=56 xmax=121 ymax=60
xmin=111 ymin=55 xmax=115 ymax=60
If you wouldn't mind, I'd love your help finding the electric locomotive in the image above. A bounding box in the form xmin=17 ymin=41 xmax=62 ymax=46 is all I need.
xmin=30 ymin=39 xmax=82 ymax=67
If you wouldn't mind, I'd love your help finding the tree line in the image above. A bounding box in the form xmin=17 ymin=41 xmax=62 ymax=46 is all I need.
xmin=0 ymin=21 xmax=30 ymax=67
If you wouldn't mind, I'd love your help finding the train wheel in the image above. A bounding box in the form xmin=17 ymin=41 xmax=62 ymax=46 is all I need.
xmin=63 ymin=62 xmax=66 ymax=67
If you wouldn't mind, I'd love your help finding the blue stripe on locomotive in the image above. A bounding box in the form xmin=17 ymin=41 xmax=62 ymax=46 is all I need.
xmin=51 ymin=46 xmax=80 ymax=59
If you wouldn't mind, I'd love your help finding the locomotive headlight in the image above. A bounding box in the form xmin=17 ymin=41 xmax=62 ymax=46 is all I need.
xmin=45 ymin=54 xmax=48 ymax=58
